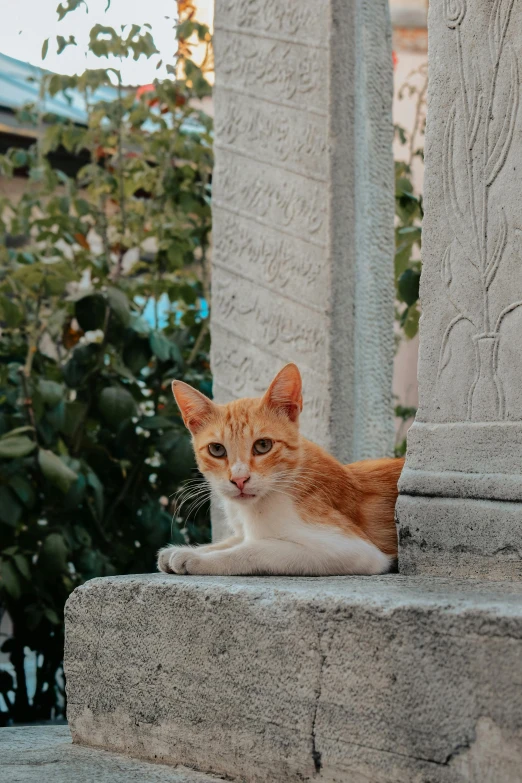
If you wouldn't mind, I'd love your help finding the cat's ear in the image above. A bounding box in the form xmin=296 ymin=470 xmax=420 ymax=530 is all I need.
xmin=172 ymin=380 xmax=215 ymax=434
xmin=262 ymin=363 xmax=303 ymax=422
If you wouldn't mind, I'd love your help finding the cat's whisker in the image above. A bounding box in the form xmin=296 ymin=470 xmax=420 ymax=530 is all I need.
xmin=170 ymin=489 xmax=212 ymax=538
xmin=173 ymin=479 xmax=211 ymax=500
xmin=174 ymin=485 xmax=209 ymax=504
xmin=174 ymin=489 xmax=211 ymax=515
xmin=169 ymin=478 xmax=207 ymax=500
xmin=172 ymin=488 xmax=211 ymax=519
xmin=270 ymin=478 xmax=333 ymax=506
xmin=184 ymin=493 xmax=212 ymax=521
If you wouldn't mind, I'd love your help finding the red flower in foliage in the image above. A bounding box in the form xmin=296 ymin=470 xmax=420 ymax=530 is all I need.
xmin=137 ymin=84 xmax=160 ymax=108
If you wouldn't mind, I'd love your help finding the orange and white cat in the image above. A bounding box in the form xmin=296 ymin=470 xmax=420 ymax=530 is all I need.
xmin=158 ymin=363 xmax=404 ymax=576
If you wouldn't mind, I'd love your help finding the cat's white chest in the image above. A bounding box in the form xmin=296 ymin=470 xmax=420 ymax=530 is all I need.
xmin=220 ymin=490 xmax=391 ymax=575
xmin=225 ymin=494 xmax=309 ymax=543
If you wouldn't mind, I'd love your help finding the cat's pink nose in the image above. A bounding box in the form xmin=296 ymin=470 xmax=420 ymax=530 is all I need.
xmin=231 ymin=476 xmax=250 ymax=491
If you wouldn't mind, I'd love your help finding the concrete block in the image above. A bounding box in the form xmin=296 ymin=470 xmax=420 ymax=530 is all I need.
xmin=65 ymin=574 xmax=522 ymax=782
xmin=397 ymin=0 xmax=522 ymax=577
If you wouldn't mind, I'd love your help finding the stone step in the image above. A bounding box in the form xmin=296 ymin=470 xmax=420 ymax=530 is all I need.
xmin=64 ymin=574 xmax=522 ymax=783
xmin=2 ymin=725 xmax=225 ymax=782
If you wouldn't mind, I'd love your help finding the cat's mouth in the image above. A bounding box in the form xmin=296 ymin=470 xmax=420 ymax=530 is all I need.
xmin=235 ymin=491 xmax=256 ymax=500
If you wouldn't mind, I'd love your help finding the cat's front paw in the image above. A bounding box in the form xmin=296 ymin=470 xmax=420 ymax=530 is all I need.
xmin=157 ymin=545 xmax=193 ymax=574
xmin=169 ymin=548 xmax=206 ymax=575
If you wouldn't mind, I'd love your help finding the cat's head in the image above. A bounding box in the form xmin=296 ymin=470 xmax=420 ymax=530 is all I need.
xmin=172 ymin=364 xmax=303 ymax=503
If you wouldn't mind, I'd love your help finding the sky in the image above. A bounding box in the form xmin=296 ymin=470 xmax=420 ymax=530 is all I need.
xmin=0 ymin=0 xmax=180 ymax=85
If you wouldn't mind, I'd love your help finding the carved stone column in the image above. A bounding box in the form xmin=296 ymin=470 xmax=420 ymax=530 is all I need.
xmin=397 ymin=0 xmax=522 ymax=579
xmin=211 ymin=0 xmax=395 ymax=462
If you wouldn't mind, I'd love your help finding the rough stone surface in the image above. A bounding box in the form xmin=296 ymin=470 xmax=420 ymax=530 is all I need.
xmin=65 ymin=574 xmax=522 ymax=782
xmin=1 ymin=725 xmax=223 ymax=783
xmin=211 ymin=0 xmax=395 ymax=464
xmin=397 ymin=0 xmax=522 ymax=577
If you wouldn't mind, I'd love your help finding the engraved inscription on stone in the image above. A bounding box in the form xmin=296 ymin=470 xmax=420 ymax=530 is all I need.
xmin=212 ymin=268 xmax=329 ymax=375
xmin=213 ymin=151 xmax=327 ymax=245
xmin=218 ymin=0 xmax=328 ymax=46
xmin=212 ymin=208 xmax=329 ymax=312
xmin=214 ymin=88 xmax=328 ymax=179
xmin=213 ymin=33 xmax=326 ymax=113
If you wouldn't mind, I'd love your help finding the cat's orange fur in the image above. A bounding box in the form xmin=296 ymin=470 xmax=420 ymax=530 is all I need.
xmin=158 ymin=363 xmax=404 ymax=576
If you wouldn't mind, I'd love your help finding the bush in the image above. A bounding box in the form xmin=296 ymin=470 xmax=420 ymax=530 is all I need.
xmin=0 ymin=2 xmax=213 ymax=723
xmin=394 ymin=62 xmax=426 ymax=340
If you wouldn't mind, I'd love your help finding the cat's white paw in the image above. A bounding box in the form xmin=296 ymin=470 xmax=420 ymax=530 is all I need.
xmin=169 ymin=548 xmax=206 ymax=575
xmin=157 ymin=545 xmax=193 ymax=574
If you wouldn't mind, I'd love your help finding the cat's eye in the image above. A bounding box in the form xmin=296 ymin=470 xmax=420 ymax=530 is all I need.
xmin=253 ymin=438 xmax=273 ymax=455
xmin=208 ymin=443 xmax=227 ymax=458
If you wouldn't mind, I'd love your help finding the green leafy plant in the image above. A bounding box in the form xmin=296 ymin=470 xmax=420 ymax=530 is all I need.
xmin=394 ymin=62 xmax=426 ymax=340
xmin=394 ymin=403 xmax=418 ymax=457
xmin=0 ymin=1 xmax=212 ymax=723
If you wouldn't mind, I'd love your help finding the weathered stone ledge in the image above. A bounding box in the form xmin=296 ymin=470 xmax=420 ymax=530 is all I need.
xmin=65 ymin=574 xmax=522 ymax=782
xmin=1 ymin=725 xmax=224 ymax=783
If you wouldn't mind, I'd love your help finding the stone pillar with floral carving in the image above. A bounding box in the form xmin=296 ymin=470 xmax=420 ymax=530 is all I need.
xmin=397 ymin=0 xmax=522 ymax=579
xmin=210 ymin=0 xmax=395 ymax=464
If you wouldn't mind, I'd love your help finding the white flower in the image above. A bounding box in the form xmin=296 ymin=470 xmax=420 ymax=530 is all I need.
xmin=82 ymin=329 xmax=105 ymax=345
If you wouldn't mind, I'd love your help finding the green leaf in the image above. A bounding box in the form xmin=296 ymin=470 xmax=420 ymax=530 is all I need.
xmin=107 ymin=287 xmax=131 ymax=328
xmin=74 ymin=197 xmax=91 ymax=216
xmin=61 ymin=401 xmax=88 ymax=437
xmin=164 ymin=434 xmax=196 ymax=482
xmin=39 ymin=533 xmax=68 ymax=575
xmin=150 ymin=332 xmax=182 ymax=365
xmin=177 ymin=20 xmax=196 ymax=40
xmin=40 ymin=124 xmax=63 ymax=155
xmin=43 ymin=607 xmax=60 ymax=625
xmin=402 ymin=304 xmax=421 ymax=339
xmin=0 ymin=296 xmax=23 ymax=328
xmin=13 ymin=554 xmax=31 ymax=581
xmin=46 ymin=400 xmax=66 ymax=431
xmin=42 ymin=38 xmax=49 ymax=60
xmin=1 ymin=426 xmax=35 ymax=439
xmin=139 ymin=415 xmax=176 ymax=431
xmin=0 ymin=487 xmax=23 ymax=527
xmin=62 ymin=473 xmax=86 ymax=510
xmin=39 ymin=379 xmax=64 ymax=407
xmin=397 ymin=268 xmax=421 ymax=307
xmin=57 ymin=0 xmax=86 ymax=21
xmin=0 ymin=559 xmax=21 ymax=599
xmin=156 ymin=429 xmax=178 ymax=454
xmin=56 ymin=34 xmax=77 ymax=55
xmin=123 ymin=333 xmax=151 ymax=375
xmin=73 ymin=524 xmax=92 ymax=548
xmin=150 ymin=331 xmax=171 ymax=362
xmin=75 ymin=293 xmax=107 ymax=332
xmin=9 ymin=475 xmax=36 ymax=508
xmin=63 ymin=344 xmax=99 ymax=388
xmin=86 ymin=469 xmax=104 ymax=519
xmin=38 ymin=448 xmax=79 ymax=493
xmin=98 ymin=386 xmax=137 ymax=427
xmin=398 ymin=225 xmax=422 ymax=236
xmin=0 ymin=436 xmax=36 ymax=459
xmin=12 ymin=150 xmax=28 ymax=168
